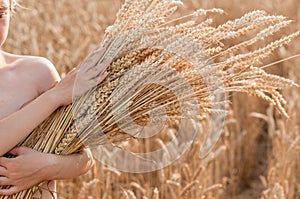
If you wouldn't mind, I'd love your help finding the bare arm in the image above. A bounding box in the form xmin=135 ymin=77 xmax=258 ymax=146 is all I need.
xmin=0 ymin=48 xmax=111 ymax=195
xmin=46 ymin=148 xmax=95 ymax=180
xmin=0 ymin=87 xmax=61 ymax=156
xmin=0 ymin=48 xmax=111 ymax=156
xmin=0 ymin=147 xmax=94 ymax=195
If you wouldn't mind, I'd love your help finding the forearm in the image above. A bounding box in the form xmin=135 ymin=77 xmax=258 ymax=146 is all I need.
xmin=45 ymin=149 xmax=94 ymax=180
xmin=0 ymin=147 xmax=94 ymax=195
xmin=0 ymin=89 xmax=60 ymax=156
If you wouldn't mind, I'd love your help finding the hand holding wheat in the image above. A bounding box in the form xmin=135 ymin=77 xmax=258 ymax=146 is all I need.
xmin=1 ymin=0 xmax=299 ymax=198
xmin=73 ymin=47 xmax=112 ymax=101
xmin=50 ymin=47 xmax=112 ymax=106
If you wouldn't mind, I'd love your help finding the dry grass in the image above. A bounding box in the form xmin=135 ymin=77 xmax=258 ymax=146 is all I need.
xmin=3 ymin=0 xmax=300 ymax=198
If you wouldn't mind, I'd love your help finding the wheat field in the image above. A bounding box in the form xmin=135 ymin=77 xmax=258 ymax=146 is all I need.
xmin=3 ymin=0 xmax=300 ymax=198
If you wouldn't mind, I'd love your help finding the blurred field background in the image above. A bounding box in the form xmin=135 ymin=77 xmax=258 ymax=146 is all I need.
xmin=3 ymin=0 xmax=300 ymax=198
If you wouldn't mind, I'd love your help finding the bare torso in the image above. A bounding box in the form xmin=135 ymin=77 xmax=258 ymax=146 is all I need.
xmin=0 ymin=52 xmax=59 ymax=198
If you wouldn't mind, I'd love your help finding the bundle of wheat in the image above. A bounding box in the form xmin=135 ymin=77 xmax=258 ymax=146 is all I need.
xmin=1 ymin=0 xmax=298 ymax=198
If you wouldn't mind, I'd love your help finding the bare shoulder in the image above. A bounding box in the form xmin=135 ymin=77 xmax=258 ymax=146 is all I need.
xmin=7 ymin=53 xmax=61 ymax=94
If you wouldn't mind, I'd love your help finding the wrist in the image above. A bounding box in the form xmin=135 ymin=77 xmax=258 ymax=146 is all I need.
xmin=44 ymin=88 xmax=63 ymax=107
xmin=41 ymin=154 xmax=61 ymax=181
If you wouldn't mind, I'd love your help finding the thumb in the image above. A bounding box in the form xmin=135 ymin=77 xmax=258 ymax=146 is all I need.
xmin=0 ymin=186 xmax=19 ymax=196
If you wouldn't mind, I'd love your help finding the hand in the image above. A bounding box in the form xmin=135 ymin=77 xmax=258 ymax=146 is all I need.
xmin=0 ymin=147 xmax=54 ymax=196
xmin=74 ymin=47 xmax=113 ymax=100
xmin=50 ymin=47 xmax=112 ymax=106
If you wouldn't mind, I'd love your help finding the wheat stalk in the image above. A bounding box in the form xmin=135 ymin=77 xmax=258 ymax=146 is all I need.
xmin=1 ymin=0 xmax=299 ymax=198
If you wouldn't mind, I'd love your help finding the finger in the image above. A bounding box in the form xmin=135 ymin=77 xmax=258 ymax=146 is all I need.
xmin=94 ymin=46 xmax=106 ymax=57
xmin=96 ymin=57 xmax=113 ymax=69
xmin=0 ymin=186 xmax=19 ymax=196
xmin=84 ymin=67 xmax=105 ymax=81
xmin=89 ymin=71 xmax=108 ymax=86
xmin=84 ymin=57 xmax=112 ymax=81
xmin=81 ymin=47 xmax=106 ymax=72
xmin=85 ymin=71 xmax=108 ymax=90
xmin=81 ymin=65 xmax=101 ymax=79
xmin=97 ymin=71 xmax=109 ymax=83
xmin=0 ymin=166 xmax=7 ymax=175
xmin=0 ymin=157 xmax=9 ymax=168
xmin=0 ymin=176 xmax=10 ymax=186
xmin=87 ymin=58 xmax=112 ymax=79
